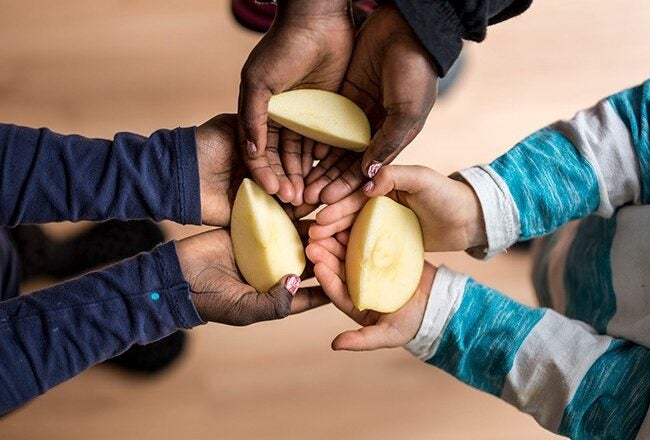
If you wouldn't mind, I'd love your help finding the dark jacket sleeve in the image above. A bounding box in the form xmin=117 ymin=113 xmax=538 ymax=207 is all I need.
xmin=0 ymin=241 xmax=204 ymax=414
xmin=0 ymin=123 xmax=202 ymax=226
xmin=387 ymin=0 xmax=533 ymax=76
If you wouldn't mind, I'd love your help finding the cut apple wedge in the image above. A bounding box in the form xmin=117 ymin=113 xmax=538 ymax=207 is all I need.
xmin=346 ymin=196 xmax=424 ymax=313
xmin=268 ymin=89 xmax=371 ymax=152
xmin=231 ymin=178 xmax=306 ymax=292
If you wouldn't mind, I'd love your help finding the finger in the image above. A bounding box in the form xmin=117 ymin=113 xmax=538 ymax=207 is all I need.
xmin=242 ymin=121 xmax=285 ymax=196
xmin=363 ymin=165 xmax=429 ymax=197
xmin=306 ymin=244 xmax=345 ymax=280
xmin=304 ymin=147 xmax=346 ymax=189
xmin=320 ymin=160 xmax=365 ymax=204
xmin=301 ymin=138 xmax=316 ymax=177
xmin=280 ymin=128 xmax=305 ymax=206
xmin=313 ymin=142 xmax=331 ymax=160
xmin=332 ymin=325 xmax=399 ymax=351
xmin=308 ymin=236 xmax=346 ymax=260
xmin=335 ymin=230 xmax=350 ymax=245
xmin=290 ymin=286 xmax=330 ymax=314
xmin=316 ymin=190 xmax=367 ymax=225
xmin=265 ymin=122 xmax=295 ymax=203
xmin=242 ymin=142 xmax=280 ymax=196
xmin=360 ymin=113 xmax=422 ymax=177
xmin=309 ymin=213 xmax=356 ymax=240
xmin=238 ymin=72 xmax=271 ymax=158
xmin=304 ymin=153 xmax=357 ymax=205
xmin=313 ymin=262 xmax=356 ymax=316
xmin=256 ymin=273 xmax=301 ymax=321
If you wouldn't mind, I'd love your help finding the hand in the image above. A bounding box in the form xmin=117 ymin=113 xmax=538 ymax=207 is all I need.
xmin=177 ymin=226 xmax=328 ymax=326
xmin=238 ymin=0 xmax=354 ymax=205
xmin=305 ymin=231 xmax=436 ymax=351
xmin=310 ymin=165 xmax=487 ymax=252
xmin=195 ymin=114 xmax=247 ymax=227
xmin=304 ymin=5 xmax=438 ymax=205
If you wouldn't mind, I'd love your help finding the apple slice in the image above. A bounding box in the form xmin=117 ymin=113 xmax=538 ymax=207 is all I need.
xmin=346 ymin=196 xmax=424 ymax=313
xmin=231 ymin=178 xmax=306 ymax=292
xmin=268 ymin=89 xmax=371 ymax=152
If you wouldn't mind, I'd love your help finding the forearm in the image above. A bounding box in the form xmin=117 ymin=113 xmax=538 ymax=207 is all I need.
xmin=406 ymin=267 xmax=650 ymax=438
xmin=460 ymin=80 xmax=650 ymax=256
xmin=0 ymin=242 xmax=203 ymax=413
xmin=385 ymin=0 xmax=532 ymax=76
xmin=0 ymin=124 xmax=201 ymax=226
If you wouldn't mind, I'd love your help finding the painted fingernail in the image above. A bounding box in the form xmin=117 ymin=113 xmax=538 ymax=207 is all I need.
xmin=363 ymin=180 xmax=375 ymax=192
xmin=246 ymin=140 xmax=257 ymax=159
xmin=367 ymin=161 xmax=382 ymax=179
xmin=285 ymin=274 xmax=300 ymax=295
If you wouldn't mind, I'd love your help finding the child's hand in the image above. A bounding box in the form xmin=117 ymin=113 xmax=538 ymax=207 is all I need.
xmin=306 ymin=233 xmax=436 ymax=351
xmin=310 ymin=165 xmax=487 ymax=252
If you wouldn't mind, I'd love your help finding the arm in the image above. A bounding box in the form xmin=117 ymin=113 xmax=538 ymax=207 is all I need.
xmin=0 ymin=124 xmax=200 ymax=226
xmin=406 ymin=266 xmax=650 ymax=439
xmin=385 ymin=0 xmax=533 ymax=76
xmin=0 ymin=227 xmax=325 ymax=414
xmin=460 ymin=79 xmax=650 ymax=256
xmin=0 ymin=242 xmax=203 ymax=414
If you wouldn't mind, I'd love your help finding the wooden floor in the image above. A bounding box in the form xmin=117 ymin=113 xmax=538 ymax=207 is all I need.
xmin=1 ymin=1 xmax=649 ymax=438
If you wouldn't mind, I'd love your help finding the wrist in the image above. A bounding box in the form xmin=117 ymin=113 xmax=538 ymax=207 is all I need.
xmin=463 ymin=182 xmax=488 ymax=249
xmin=277 ymin=0 xmax=351 ymax=20
xmin=448 ymin=173 xmax=487 ymax=250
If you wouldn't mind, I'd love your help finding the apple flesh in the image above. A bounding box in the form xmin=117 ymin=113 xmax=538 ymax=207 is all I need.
xmin=268 ymin=89 xmax=371 ymax=152
xmin=231 ymin=178 xmax=306 ymax=292
xmin=346 ymin=196 xmax=424 ymax=313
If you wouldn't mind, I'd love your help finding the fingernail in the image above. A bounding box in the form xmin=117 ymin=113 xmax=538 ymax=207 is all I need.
xmin=363 ymin=180 xmax=375 ymax=192
xmin=246 ymin=140 xmax=257 ymax=159
xmin=367 ymin=161 xmax=382 ymax=179
xmin=285 ymin=274 xmax=300 ymax=295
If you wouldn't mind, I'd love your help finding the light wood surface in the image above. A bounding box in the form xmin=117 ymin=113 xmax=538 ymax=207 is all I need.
xmin=1 ymin=0 xmax=649 ymax=438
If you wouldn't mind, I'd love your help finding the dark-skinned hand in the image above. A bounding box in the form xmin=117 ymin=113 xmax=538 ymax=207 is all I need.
xmin=177 ymin=226 xmax=328 ymax=326
xmin=304 ymin=4 xmax=439 ymax=206
xmin=238 ymin=0 xmax=354 ymax=206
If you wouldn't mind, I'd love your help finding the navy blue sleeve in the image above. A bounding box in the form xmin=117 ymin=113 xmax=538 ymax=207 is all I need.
xmin=0 ymin=124 xmax=202 ymax=226
xmin=0 ymin=242 xmax=204 ymax=414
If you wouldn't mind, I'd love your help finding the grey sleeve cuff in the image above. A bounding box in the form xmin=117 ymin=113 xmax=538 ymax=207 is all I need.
xmin=458 ymin=166 xmax=521 ymax=259
xmin=404 ymin=266 xmax=468 ymax=361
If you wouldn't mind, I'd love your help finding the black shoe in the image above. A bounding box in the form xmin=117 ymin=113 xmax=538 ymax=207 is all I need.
xmin=106 ymin=330 xmax=187 ymax=374
xmin=9 ymin=219 xmax=165 ymax=280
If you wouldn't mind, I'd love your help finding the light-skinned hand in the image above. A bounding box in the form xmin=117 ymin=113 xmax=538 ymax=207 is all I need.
xmin=305 ymin=231 xmax=436 ymax=351
xmin=310 ymin=164 xmax=487 ymax=253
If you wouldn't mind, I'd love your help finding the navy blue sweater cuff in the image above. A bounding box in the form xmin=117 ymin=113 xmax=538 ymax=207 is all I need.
xmin=156 ymin=240 xmax=205 ymax=329
xmin=174 ymin=127 xmax=202 ymax=225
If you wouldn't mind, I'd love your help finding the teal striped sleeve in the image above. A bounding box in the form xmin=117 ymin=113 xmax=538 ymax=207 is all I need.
xmin=459 ymin=79 xmax=649 ymax=257
xmin=405 ymin=267 xmax=650 ymax=439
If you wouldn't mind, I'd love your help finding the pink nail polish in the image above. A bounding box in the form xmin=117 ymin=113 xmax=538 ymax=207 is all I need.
xmin=285 ymin=274 xmax=300 ymax=295
xmin=363 ymin=180 xmax=375 ymax=192
xmin=367 ymin=161 xmax=382 ymax=179
xmin=246 ymin=140 xmax=257 ymax=159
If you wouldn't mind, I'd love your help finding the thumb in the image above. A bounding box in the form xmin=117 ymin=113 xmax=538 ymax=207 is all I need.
xmin=361 ymin=112 xmax=424 ymax=178
xmin=331 ymin=324 xmax=399 ymax=352
xmin=362 ymin=165 xmax=431 ymax=197
xmin=263 ymin=273 xmax=302 ymax=320
xmin=238 ymin=77 xmax=272 ymax=159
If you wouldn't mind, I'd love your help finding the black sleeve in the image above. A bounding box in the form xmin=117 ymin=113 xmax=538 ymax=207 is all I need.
xmin=384 ymin=0 xmax=533 ymax=76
